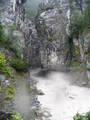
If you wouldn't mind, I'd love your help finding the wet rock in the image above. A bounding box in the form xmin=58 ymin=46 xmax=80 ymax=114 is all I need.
xmin=32 ymin=97 xmax=40 ymax=107
xmin=37 ymin=89 xmax=45 ymax=95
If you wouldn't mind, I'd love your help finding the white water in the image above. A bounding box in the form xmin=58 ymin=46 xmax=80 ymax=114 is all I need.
xmin=32 ymin=70 xmax=90 ymax=120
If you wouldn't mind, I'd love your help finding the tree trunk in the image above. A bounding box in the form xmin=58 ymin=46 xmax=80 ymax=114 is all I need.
xmin=78 ymin=34 xmax=88 ymax=84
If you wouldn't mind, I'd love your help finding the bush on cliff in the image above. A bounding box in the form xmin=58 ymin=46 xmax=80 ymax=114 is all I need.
xmin=73 ymin=111 xmax=90 ymax=120
xmin=10 ymin=58 xmax=28 ymax=72
xmin=5 ymin=85 xmax=16 ymax=101
xmin=12 ymin=113 xmax=23 ymax=120
xmin=0 ymin=52 xmax=12 ymax=77
xmin=0 ymin=24 xmax=6 ymax=45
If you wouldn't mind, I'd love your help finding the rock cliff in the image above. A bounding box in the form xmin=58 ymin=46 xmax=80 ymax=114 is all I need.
xmin=15 ymin=0 xmax=41 ymax=66
xmin=35 ymin=0 xmax=70 ymax=68
xmin=1 ymin=0 xmax=87 ymax=69
xmin=14 ymin=0 xmax=87 ymax=68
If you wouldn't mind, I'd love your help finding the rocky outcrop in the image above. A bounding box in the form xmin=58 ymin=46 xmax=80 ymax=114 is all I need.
xmin=15 ymin=0 xmax=31 ymax=64
xmin=0 ymin=0 xmax=14 ymax=25
xmin=15 ymin=0 xmax=41 ymax=66
xmin=14 ymin=0 xmax=88 ymax=69
xmin=35 ymin=0 xmax=70 ymax=68
xmin=0 ymin=0 xmax=25 ymax=58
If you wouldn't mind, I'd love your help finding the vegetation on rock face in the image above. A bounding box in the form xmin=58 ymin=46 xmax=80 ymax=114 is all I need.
xmin=87 ymin=61 xmax=90 ymax=70
xmin=70 ymin=61 xmax=81 ymax=68
xmin=0 ymin=23 xmax=6 ymax=45
xmin=69 ymin=0 xmax=90 ymax=65
xmin=5 ymin=85 xmax=16 ymax=100
xmin=12 ymin=113 xmax=23 ymax=120
xmin=84 ymin=0 xmax=90 ymax=32
xmin=74 ymin=111 xmax=90 ymax=120
xmin=69 ymin=11 xmax=84 ymax=38
xmin=0 ymin=52 xmax=12 ymax=77
xmin=10 ymin=58 xmax=28 ymax=72
xmin=6 ymin=34 xmax=20 ymax=55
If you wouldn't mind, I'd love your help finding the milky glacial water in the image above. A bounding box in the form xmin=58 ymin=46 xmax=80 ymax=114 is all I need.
xmin=32 ymin=70 xmax=90 ymax=120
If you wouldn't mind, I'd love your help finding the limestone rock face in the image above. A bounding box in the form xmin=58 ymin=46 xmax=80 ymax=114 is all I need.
xmin=35 ymin=0 xmax=70 ymax=68
xmin=29 ymin=25 xmax=41 ymax=67
xmin=0 ymin=0 xmax=25 ymax=58
xmin=0 ymin=0 xmax=14 ymax=25
xmin=15 ymin=0 xmax=41 ymax=66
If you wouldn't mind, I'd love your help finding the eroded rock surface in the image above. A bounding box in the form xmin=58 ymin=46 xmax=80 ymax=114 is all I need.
xmin=35 ymin=0 xmax=70 ymax=68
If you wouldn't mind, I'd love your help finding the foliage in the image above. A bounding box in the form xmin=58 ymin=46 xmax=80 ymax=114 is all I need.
xmin=5 ymin=85 xmax=16 ymax=100
xmin=0 ymin=23 xmax=6 ymax=45
xmin=12 ymin=113 xmax=23 ymax=120
xmin=84 ymin=0 xmax=90 ymax=32
xmin=70 ymin=0 xmax=90 ymax=37
xmin=87 ymin=40 xmax=90 ymax=54
xmin=10 ymin=58 xmax=28 ymax=72
xmin=72 ymin=45 xmax=80 ymax=56
xmin=73 ymin=112 xmax=90 ymax=120
xmin=0 ymin=52 xmax=12 ymax=77
xmin=69 ymin=10 xmax=84 ymax=38
xmin=87 ymin=61 xmax=90 ymax=70
xmin=5 ymin=34 xmax=19 ymax=55
xmin=85 ymin=111 xmax=90 ymax=120
xmin=73 ymin=113 xmax=84 ymax=120
xmin=70 ymin=61 xmax=81 ymax=68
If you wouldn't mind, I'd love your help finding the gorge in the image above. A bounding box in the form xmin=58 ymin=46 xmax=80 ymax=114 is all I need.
xmin=0 ymin=0 xmax=90 ymax=120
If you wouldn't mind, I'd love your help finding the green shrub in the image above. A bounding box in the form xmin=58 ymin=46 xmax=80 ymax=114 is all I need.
xmin=70 ymin=61 xmax=81 ymax=68
xmin=0 ymin=24 xmax=6 ymax=45
xmin=85 ymin=112 xmax=90 ymax=120
xmin=0 ymin=52 xmax=12 ymax=77
xmin=74 ymin=111 xmax=90 ymax=120
xmin=84 ymin=0 xmax=90 ymax=32
xmin=10 ymin=58 xmax=28 ymax=72
xmin=73 ymin=113 xmax=83 ymax=120
xmin=87 ymin=61 xmax=90 ymax=70
xmin=12 ymin=113 xmax=23 ymax=120
xmin=69 ymin=10 xmax=84 ymax=38
xmin=87 ymin=40 xmax=90 ymax=54
xmin=5 ymin=85 xmax=16 ymax=101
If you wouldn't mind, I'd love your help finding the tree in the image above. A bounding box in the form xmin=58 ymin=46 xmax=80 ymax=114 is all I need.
xmin=69 ymin=11 xmax=84 ymax=38
xmin=84 ymin=0 xmax=90 ymax=32
xmin=69 ymin=10 xmax=88 ymax=84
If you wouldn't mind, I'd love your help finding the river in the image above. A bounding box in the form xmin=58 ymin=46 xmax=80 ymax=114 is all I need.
xmin=31 ymin=69 xmax=90 ymax=120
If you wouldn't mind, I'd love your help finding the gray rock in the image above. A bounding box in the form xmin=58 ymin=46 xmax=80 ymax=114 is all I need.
xmin=35 ymin=0 xmax=70 ymax=68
